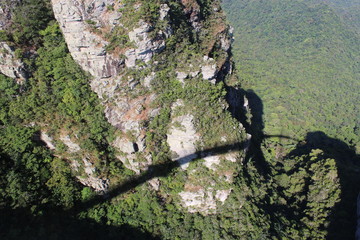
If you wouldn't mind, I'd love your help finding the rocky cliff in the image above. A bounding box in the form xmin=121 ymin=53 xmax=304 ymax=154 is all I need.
xmin=51 ymin=0 xmax=123 ymax=79
xmin=1 ymin=0 xmax=246 ymax=214
xmin=51 ymin=0 xmax=245 ymax=214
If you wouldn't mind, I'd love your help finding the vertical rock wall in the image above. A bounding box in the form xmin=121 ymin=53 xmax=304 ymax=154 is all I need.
xmin=51 ymin=0 xmax=123 ymax=79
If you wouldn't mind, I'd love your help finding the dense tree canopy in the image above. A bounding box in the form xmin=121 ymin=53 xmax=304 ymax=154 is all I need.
xmin=223 ymin=0 xmax=360 ymax=151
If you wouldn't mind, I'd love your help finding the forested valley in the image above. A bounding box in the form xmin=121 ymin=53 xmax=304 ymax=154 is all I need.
xmin=223 ymin=0 xmax=360 ymax=148
xmin=222 ymin=0 xmax=360 ymax=238
xmin=0 ymin=0 xmax=359 ymax=239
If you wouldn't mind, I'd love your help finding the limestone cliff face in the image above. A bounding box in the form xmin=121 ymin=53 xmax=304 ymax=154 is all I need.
xmin=51 ymin=0 xmax=123 ymax=79
xmin=51 ymin=0 xmax=245 ymax=214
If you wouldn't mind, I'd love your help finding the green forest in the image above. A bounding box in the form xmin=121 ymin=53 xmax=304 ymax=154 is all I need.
xmin=221 ymin=0 xmax=360 ymax=238
xmin=0 ymin=0 xmax=359 ymax=239
xmin=223 ymin=0 xmax=360 ymax=152
xmin=324 ymin=0 xmax=360 ymax=33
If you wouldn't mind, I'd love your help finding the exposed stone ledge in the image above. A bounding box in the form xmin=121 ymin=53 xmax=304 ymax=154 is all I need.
xmin=0 ymin=42 xmax=27 ymax=81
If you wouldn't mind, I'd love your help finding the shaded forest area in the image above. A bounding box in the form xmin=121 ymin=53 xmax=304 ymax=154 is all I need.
xmin=236 ymin=89 xmax=360 ymax=239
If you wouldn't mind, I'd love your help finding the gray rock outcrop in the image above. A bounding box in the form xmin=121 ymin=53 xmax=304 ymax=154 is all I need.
xmin=0 ymin=0 xmax=27 ymax=81
xmin=179 ymin=188 xmax=232 ymax=213
xmin=181 ymin=0 xmax=202 ymax=31
xmin=40 ymin=132 xmax=56 ymax=150
xmin=52 ymin=0 xmax=170 ymax=77
xmin=179 ymin=189 xmax=217 ymax=214
xmin=59 ymin=134 xmax=81 ymax=153
xmin=51 ymin=0 xmax=123 ymax=79
xmin=167 ymin=102 xmax=199 ymax=170
xmin=0 ymin=42 xmax=27 ymax=81
xmin=77 ymin=158 xmax=109 ymax=193
xmin=51 ymin=1 xmax=172 ymax=179
xmin=201 ymin=56 xmax=218 ymax=82
xmin=166 ymin=100 xmax=241 ymax=213
xmin=58 ymin=133 xmax=109 ymax=192
xmin=125 ymin=20 xmax=167 ymax=68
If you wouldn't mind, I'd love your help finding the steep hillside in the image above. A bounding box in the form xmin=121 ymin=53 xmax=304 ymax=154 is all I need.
xmin=223 ymin=0 xmax=360 ymax=152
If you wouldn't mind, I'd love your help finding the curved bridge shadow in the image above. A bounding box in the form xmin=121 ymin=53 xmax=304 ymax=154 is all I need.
xmin=74 ymin=142 xmax=245 ymax=214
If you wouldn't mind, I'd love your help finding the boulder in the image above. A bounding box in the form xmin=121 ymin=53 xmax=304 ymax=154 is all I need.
xmin=59 ymin=135 xmax=81 ymax=153
xmin=0 ymin=42 xmax=27 ymax=81
xmin=167 ymin=114 xmax=199 ymax=170
xmin=40 ymin=132 xmax=56 ymax=150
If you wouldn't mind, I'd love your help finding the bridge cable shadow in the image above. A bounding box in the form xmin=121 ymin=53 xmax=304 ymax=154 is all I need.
xmin=71 ymin=142 xmax=245 ymax=214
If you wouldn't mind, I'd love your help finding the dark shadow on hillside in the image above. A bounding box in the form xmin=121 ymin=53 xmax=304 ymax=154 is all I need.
xmin=242 ymin=89 xmax=272 ymax=177
xmin=8 ymin=84 xmax=358 ymax=239
xmin=286 ymin=131 xmax=360 ymax=240
xmin=226 ymin=86 xmax=303 ymax=236
xmin=0 ymin=207 xmax=160 ymax=240
xmin=226 ymin=85 xmax=360 ymax=238
xmin=1 ymin=141 xmax=244 ymax=240
xmin=226 ymin=87 xmax=291 ymax=178
xmin=1 ymin=141 xmax=249 ymax=239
